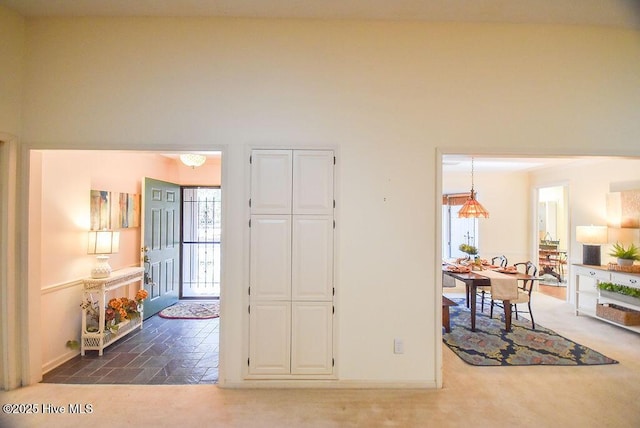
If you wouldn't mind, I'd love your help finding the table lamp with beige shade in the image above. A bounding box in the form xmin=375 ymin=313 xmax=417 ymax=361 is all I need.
xmin=87 ymin=230 xmax=120 ymax=278
xmin=576 ymin=225 xmax=607 ymax=266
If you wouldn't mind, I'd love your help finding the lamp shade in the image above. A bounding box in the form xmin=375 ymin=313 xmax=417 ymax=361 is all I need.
xmin=458 ymin=190 xmax=490 ymax=219
xmin=576 ymin=226 xmax=607 ymax=244
xmin=458 ymin=157 xmax=489 ymax=219
xmin=608 ymin=227 xmax=640 ymax=245
xmin=179 ymin=154 xmax=206 ymax=168
xmin=87 ymin=230 xmax=120 ymax=255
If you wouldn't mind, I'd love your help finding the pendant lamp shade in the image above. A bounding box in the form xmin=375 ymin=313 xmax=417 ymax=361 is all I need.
xmin=458 ymin=158 xmax=489 ymax=219
xmin=458 ymin=190 xmax=490 ymax=218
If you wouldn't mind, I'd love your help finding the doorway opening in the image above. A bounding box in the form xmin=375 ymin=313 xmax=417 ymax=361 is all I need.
xmin=30 ymin=149 xmax=224 ymax=385
xmin=181 ymin=186 xmax=221 ymax=299
xmin=536 ymin=184 xmax=569 ymax=300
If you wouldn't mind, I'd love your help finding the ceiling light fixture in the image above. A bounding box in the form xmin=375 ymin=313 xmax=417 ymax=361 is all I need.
xmin=458 ymin=157 xmax=489 ymax=218
xmin=179 ymin=154 xmax=206 ymax=168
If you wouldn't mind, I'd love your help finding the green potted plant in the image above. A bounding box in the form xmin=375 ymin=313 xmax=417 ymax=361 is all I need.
xmin=608 ymin=242 xmax=640 ymax=266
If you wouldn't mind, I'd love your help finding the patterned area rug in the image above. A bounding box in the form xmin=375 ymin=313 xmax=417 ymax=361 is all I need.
xmin=158 ymin=301 xmax=220 ymax=319
xmin=443 ymin=298 xmax=618 ymax=366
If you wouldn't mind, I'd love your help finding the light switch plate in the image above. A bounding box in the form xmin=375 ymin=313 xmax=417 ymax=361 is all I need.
xmin=394 ymin=338 xmax=404 ymax=354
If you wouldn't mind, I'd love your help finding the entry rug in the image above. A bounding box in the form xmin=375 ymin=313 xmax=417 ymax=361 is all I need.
xmin=159 ymin=301 xmax=220 ymax=319
xmin=443 ymin=299 xmax=618 ymax=366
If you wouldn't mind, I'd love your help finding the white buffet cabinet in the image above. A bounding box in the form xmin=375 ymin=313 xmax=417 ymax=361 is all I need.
xmin=81 ymin=267 xmax=145 ymax=355
xmin=573 ymin=264 xmax=640 ymax=333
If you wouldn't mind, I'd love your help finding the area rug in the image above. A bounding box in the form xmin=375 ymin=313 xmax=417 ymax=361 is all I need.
xmin=158 ymin=301 xmax=220 ymax=319
xmin=443 ymin=298 xmax=618 ymax=366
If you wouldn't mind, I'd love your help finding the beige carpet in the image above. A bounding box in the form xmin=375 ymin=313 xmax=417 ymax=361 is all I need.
xmin=2 ymin=292 xmax=640 ymax=427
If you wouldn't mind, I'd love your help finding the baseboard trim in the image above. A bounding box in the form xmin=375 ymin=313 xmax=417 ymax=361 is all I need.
xmin=220 ymin=379 xmax=438 ymax=389
xmin=42 ymin=350 xmax=79 ymax=374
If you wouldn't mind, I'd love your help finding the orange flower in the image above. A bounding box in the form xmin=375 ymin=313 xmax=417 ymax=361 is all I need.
xmin=108 ymin=298 xmax=123 ymax=310
xmin=135 ymin=289 xmax=149 ymax=302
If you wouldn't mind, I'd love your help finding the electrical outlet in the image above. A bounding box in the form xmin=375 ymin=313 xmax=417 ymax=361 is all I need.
xmin=394 ymin=338 xmax=404 ymax=354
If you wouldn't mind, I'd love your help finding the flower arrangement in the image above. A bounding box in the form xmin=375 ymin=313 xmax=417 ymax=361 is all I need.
xmin=82 ymin=289 xmax=149 ymax=334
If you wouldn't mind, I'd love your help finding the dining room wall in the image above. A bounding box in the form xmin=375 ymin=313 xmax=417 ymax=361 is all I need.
xmin=10 ymin=17 xmax=640 ymax=388
xmin=443 ymin=170 xmax=531 ymax=265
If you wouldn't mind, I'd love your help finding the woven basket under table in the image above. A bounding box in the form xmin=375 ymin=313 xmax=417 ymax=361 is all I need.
xmin=596 ymin=303 xmax=640 ymax=326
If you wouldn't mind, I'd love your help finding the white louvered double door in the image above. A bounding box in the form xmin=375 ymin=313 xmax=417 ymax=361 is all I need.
xmin=248 ymin=149 xmax=335 ymax=376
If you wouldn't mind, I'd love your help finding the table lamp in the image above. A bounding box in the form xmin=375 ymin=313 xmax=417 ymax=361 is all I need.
xmin=576 ymin=225 xmax=607 ymax=266
xmin=87 ymin=230 xmax=120 ymax=278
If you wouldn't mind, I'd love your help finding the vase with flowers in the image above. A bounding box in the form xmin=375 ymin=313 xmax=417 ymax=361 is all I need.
xmin=82 ymin=289 xmax=149 ymax=334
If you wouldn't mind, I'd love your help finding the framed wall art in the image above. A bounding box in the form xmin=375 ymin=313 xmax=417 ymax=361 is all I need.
xmin=90 ymin=190 xmax=140 ymax=230
xmin=607 ymin=189 xmax=640 ymax=229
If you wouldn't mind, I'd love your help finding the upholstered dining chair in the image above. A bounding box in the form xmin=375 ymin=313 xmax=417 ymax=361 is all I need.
xmin=478 ymin=255 xmax=508 ymax=312
xmin=490 ymin=261 xmax=538 ymax=329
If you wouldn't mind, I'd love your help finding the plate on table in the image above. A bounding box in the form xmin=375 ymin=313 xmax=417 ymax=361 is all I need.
xmin=445 ymin=266 xmax=471 ymax=273
xmin=496 ymin=268 xmax=518 ymax=274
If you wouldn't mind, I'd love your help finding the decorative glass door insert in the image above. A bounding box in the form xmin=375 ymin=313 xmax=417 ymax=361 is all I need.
xmin=181 ymin=187 xmax=221 ymax=298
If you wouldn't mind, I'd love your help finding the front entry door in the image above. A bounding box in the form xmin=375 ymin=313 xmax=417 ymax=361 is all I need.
xmin=142 ymin=177 xmax=181 ymax=318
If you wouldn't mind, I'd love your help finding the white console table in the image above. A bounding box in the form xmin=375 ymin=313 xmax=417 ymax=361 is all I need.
xmin=81 ymin=267 xmax=145 ymax=355
xmin=573 ymin=264 xmax=640 ymax=333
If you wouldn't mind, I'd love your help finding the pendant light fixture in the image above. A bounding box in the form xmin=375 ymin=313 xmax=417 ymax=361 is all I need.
xmin=458 ymin=157 xmax=489 ymax=218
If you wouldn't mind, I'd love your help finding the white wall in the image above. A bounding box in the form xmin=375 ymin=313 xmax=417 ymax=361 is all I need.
xmin=0 ymin=6 xmax=23 ymax=136
xmin=12 ymin=17 xmax=640 ymax=387
xmin=443 ymin=170 xmax=531 ymax=265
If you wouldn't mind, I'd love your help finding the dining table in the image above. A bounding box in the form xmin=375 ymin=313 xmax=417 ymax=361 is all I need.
xmin=442 ymin=266 xmax=537 ymax=332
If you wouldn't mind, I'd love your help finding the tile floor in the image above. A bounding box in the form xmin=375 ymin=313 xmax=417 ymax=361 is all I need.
xmin=42 ymin=311 xmax=219 ymax=385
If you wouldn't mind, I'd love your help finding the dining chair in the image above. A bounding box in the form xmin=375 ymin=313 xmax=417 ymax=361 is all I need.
xmin=478 ymin=255 xmax=508 ymax=312
xmin=492 ymin=255 xmax=508 ymax=268
xmin=490 ymin=261 xmax=537 ymax=329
